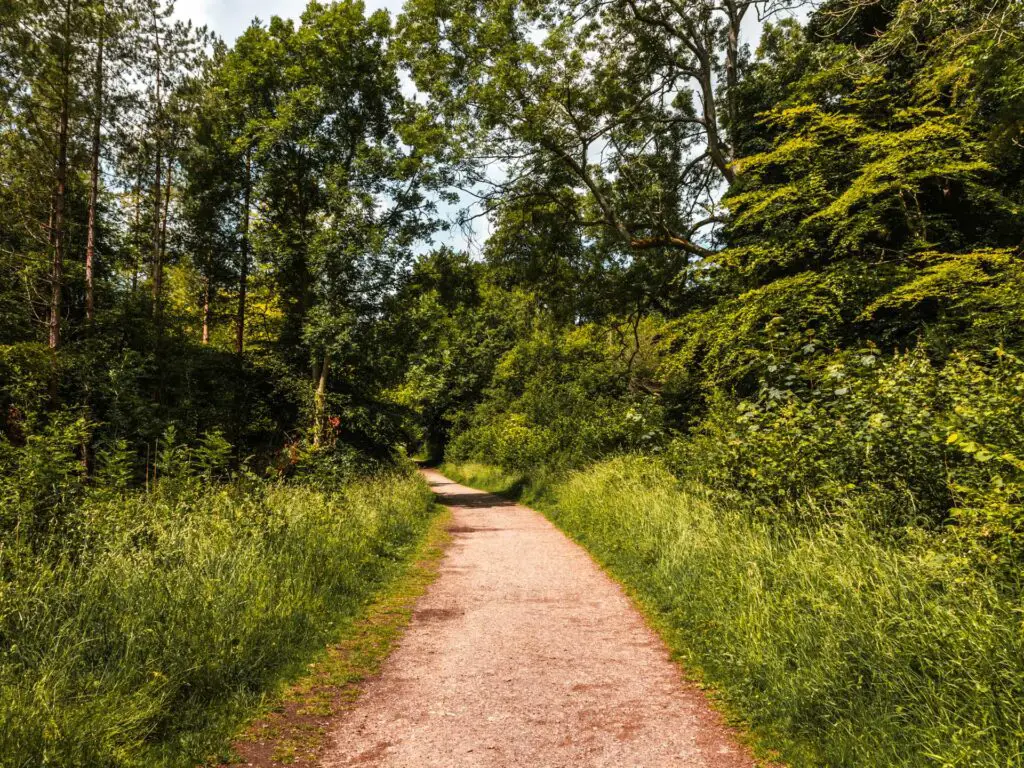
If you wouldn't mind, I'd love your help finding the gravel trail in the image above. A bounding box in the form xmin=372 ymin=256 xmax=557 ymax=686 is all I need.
xmin=321 ymin=468 xmax=757 ymax=768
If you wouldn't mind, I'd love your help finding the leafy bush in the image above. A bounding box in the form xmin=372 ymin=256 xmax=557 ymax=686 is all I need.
xmin=448 ymin=320 xmax=666 ymax=472
xmin=669 ymin=348 xmax=948 ymax=525
xmin=0 ymin=411 xmax=91 ymax=543
xmin=942 ymin=350 xmax=1024 ymax=566
xmin=665 ymin=347 xmax=1024 ymax=565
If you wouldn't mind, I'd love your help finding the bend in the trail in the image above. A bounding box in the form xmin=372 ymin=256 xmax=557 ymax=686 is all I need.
xmin=322 ymin=468 xmax=757 ymax=767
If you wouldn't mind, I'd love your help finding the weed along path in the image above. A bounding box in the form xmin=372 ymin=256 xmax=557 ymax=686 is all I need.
xmin=322 ymin=468 xmax=756 ymax=768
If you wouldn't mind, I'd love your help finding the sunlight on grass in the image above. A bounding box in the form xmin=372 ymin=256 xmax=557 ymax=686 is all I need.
xmin=0 ymin=472 xmax=436 ymax=768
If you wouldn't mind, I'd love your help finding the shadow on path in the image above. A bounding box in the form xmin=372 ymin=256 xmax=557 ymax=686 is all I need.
xmin=426 ymin=478 xmax=519 ymax=509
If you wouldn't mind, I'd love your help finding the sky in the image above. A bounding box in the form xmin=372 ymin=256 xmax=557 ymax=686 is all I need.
xmin=175 ymin=0 xmax=406 ymax=43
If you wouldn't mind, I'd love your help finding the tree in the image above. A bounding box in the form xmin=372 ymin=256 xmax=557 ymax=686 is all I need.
xmin=397 ymin=0 xmax=805 ymax=264
xmin=180 ymin=42 xmax=238 ymax=346
xmin=238 ymin=2 xmax=442 ymax=443
xmin=3 ymin=0 xmax=95 ymax=351
xmin=384 ymin=248 xmax=535 ymax=457
xmin=137 ymin=0 xmax=206 ymax=336
xmin=722 ymin=0 xmax=1022 ymax=306
xmin=210 ymin=22 xmax=281 ymax=354
xmin=82 ymin=0 xmax=144 ymax=325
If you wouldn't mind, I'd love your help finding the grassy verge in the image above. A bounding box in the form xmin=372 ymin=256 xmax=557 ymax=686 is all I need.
xmin=224 ymin=502 xmax=451 ymax=767
xmin=440 ymin=461 xmax=530 ymax=497
xmin=0 ymin=470 xmax=439 ymax=768
xmin=443 ymin=457 xmax=1024 ymax=768
xmin=440 ymin=461 xmax=553 ymax=507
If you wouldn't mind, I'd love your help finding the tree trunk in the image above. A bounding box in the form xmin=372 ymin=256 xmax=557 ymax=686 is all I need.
xmin=201 ymin=274 xmax=210 ymax=344
xmin=697 ymin=54 xmax=734 ymax=185
xmin=160 ymin=154 xmax=172 ymax=261
xmin=151 ymin=146 xmax=162 ymax=316
xmin=150 ymin=18 xmax=163 ymax=325
xmin=312 ymin=351 xmax=330 ymax=447
xmin=236 ymin=150 xmax=251 ymax=355
xmin=131 ymin=175 xmax=141 ymax=292
xmin=49 ymin=0 xmax=72 ymax=351
xmin=724 ymin=4 xmax=744 ymax=152
xmin=150 ymin=153 xmax=173 ymax=334
xmin=85 ymin=22 xmax=104 ymax=325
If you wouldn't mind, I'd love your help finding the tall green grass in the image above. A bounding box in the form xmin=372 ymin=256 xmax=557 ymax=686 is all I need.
xmin=0 ymin=470 xmax=435 ymax=767
xmin=446 ymin=457 xmax=1024 ymax=767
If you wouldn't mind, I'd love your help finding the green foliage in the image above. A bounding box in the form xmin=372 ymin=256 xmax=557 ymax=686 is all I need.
xmin=719 ymin=0 xmax=1023 ymax=359
xmin=0 ymin=411 xmax=90 ymax=543
xmin=193 ymin=429 xmax=232 ymax=479
xmin=1 ymin=0 xmax=451 ymax=487
xmin=93 ymin=438 xmax=134 ymax=495
xmin=657 ymin=264 xmax=885 ymax=399
xmin=941 ymin=350 xmax=1024 ymax=566
xmin=383 ymin=252 xmax=538 ymax=458
xmin=0 ymin=343 xmax=53 ymax=428
xmin=447 ymin=319 xmax=667 ymax=472
xmin=661 ymin=347 xmax=1024 ymax=568
xmin=865 ymin=248 xmax=1024 ymax=350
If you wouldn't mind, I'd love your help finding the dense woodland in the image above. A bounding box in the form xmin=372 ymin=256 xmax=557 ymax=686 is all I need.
xmin=1 ymin=0 xmax=1023 ymax=764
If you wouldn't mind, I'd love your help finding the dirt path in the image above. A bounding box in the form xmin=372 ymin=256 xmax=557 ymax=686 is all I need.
xmin=321 ymin=468 xmax=757 ymax=768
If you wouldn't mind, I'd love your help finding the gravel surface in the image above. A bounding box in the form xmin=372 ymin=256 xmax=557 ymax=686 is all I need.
xmin=321 ymin=468 xmax=758 ymax=768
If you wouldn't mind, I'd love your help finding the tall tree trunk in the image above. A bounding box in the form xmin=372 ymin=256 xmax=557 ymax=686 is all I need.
xmin=697 ymin=53 xmax=734 ymax=185
xmin=150 ymin=17 xmax=163 ymax=326
xmin=724 ymin=3 xmax=744 ymax=155
xmin=49 ymin=0 xmax=72 ymax=351
xmin=160 ymin=154 xmax=172 ymax=261
xmin=131 ymin=176 xmax=140 ymax=291
xmin=312 ymin=351 xmax=329 ymax=447
xmin=151 ymin=146 xmax=162 ymax=316
xmin=201 ymin=273 xmax=210 ymax=344
xmin=85 ymin=20 xmax=104 ymax=325
xmin=151 ymin=152 xmax=172 ymax=334
xmin=236 ymin=150 xmax=251 ymax=355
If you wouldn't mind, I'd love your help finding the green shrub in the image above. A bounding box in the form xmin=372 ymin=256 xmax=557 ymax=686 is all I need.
xmin=667 ymin=348 xmax=949 ymax=527
xmin=448 ymin=320 xmax=666 ymax=472
xmin=942 ymin=350 xmax=1024 ymax=567
xmin=665 ymin=347 xmax=1024 ymax=564
xmin=0 ymin=411 xmax=91 ymax=543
